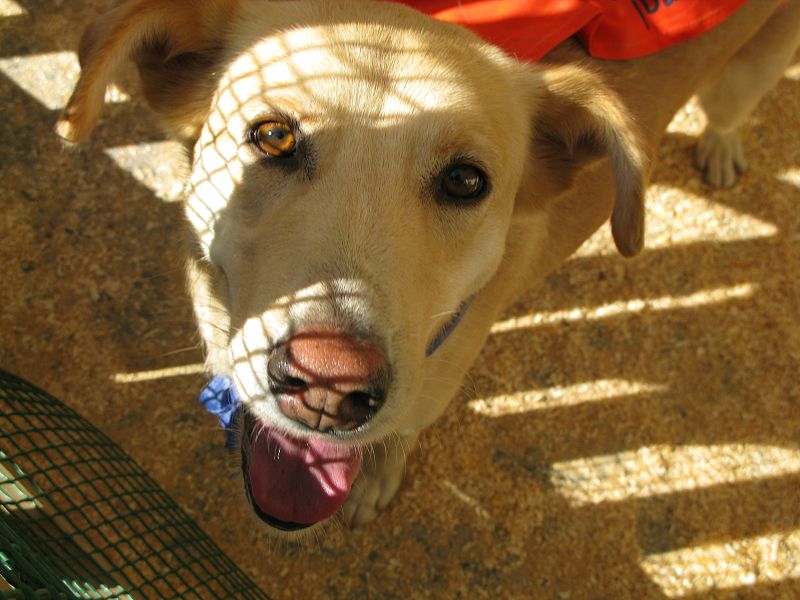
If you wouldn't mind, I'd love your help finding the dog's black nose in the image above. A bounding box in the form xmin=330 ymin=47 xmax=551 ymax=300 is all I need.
xmin=267 ymin=327 xmax=388 ymax=432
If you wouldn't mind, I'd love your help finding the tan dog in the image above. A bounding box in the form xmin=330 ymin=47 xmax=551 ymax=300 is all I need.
xmin=58 ymin=0 xmax=800 ymax=535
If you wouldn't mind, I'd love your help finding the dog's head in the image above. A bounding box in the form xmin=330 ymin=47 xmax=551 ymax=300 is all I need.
xmin=59 ymin=0 xmax=646 ymax=534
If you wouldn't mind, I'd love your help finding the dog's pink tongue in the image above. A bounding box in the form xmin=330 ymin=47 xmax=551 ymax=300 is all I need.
xmin=247 ymin=428 xmax=361 ymax=525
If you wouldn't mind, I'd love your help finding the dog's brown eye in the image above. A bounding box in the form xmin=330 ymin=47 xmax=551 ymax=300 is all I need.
xmin=439 ymin=163 xmax=488 ymax=203
xmin=251 ymin=120 xmax=296 ymax=158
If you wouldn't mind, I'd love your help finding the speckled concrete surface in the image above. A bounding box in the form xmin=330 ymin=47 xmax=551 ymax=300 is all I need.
xmin=2 ymin=2 xmax=799 ymax=598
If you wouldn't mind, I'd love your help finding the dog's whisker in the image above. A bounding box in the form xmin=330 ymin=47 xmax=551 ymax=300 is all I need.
xmin=427 ymin=308 xmax=460 ymax=320
xmin=156 ymin=346 xmax=204 ymax=358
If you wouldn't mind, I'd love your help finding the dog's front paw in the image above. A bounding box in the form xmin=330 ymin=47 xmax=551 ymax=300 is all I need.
xmin=342 ymin=436 xmax=415 ymax=527
xmin=695 ymin=127 xmax=748 ymax=188
xmin=342 ymin=459 xmax=405 ymax=527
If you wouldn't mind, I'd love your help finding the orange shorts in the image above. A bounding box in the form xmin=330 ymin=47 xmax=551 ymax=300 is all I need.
xmin=398 ymin=0 xmax=750 ymax=61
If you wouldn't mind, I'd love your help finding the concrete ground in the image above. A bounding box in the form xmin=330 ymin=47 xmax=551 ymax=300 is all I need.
xmin=1 ymin=1 xmax=799 ymax=598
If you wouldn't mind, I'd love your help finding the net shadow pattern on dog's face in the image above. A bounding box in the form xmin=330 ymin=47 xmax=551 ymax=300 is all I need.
xmin=177 ymin=13 xmax=527 ymax=455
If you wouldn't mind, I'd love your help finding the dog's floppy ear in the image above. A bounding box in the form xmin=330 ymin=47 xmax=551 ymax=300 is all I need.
xmin=528 ymin=65 xmax=649 ymax=257
xmin=56 ymin=0 xmax=240 ymax=143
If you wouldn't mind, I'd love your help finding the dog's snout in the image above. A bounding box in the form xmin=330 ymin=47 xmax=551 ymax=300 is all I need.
xmin=267 ymin=327 xmax=388 ymax=432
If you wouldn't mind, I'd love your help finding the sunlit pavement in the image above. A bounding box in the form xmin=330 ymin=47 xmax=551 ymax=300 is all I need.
xmin=2 ymin=2 xmax=799 ymax=598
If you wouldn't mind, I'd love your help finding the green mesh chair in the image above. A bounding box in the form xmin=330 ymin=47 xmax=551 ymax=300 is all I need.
xmin=0 ymin=369 xmax=269 ymax=599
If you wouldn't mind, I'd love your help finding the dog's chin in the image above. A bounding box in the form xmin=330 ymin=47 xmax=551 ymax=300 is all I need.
xmin=243 ymin=474 xmax=316 ymax=533
xmin=240 ymin=411 xmax=362 ymax=534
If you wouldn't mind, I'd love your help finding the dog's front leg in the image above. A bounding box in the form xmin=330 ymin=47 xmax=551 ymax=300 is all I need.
xmin=342 ymin=432 xmax=419 ymax=527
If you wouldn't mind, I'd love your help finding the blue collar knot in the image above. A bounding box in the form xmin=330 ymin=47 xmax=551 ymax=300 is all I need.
xmin=199 ymin=375 xmax=240 ymax=449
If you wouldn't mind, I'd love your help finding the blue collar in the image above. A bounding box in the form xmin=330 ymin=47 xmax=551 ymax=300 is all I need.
xmin=199 ymin=375 xmax=240 ymax=449
xmin=425 ymin=294 xmax=475 ymax=357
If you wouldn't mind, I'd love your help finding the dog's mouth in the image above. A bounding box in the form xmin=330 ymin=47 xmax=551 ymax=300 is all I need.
xmin=241 ymin=412 xmax=362 ymax=531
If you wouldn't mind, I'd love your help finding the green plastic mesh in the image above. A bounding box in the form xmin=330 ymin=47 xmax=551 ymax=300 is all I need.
xmin=0 ymin=369 xmax=270 ymax=599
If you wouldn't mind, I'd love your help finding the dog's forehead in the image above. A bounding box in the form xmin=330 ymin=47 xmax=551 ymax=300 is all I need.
xmin=216 ymin=20 xmax=514 ymax=128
